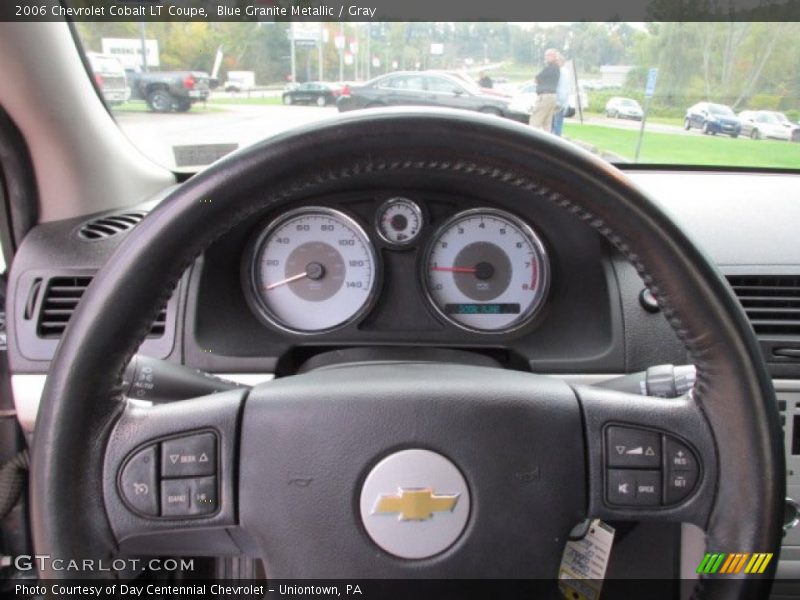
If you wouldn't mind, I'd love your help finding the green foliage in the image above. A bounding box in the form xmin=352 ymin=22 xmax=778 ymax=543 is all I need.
xmin=747 ymin=95 xmax=782 ymax=110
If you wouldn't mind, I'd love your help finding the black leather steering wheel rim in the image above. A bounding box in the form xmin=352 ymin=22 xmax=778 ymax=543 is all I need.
xmin=31 ymin=109 xmax=783 ymax=596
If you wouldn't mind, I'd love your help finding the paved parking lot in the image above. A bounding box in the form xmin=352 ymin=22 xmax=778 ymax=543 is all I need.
xmin=115 ymin=104 xmax=337 ymax=168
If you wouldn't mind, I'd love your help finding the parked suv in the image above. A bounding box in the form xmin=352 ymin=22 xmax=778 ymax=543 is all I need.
xmin=86 ymin=52 xmax=128 ymax=106
xmin=684 ymin=102 xmax=741 ymax=137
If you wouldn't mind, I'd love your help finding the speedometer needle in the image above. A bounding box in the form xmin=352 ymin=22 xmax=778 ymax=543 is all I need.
xmin=265 ymin=271 xmax=308 ymax=290
xmin=431 ymin=266 xmax=477 ymax=273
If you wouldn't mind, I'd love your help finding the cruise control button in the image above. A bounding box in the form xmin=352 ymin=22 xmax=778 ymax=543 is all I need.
xmin=188 ymin=476 xmax=218 ymax=516
xmin=665 ymin=437 xmax=696 ymax=472
xmin=161 ymin=479 xmax=192 ymax=516
xmin=162 ymin=433 xmax=216 ymax=478
xmin=120 ymin=445 xmax=159 ymax=516
xmin=665 ymin=469 xmax=698 ymax=504
xmin=606 ymin=426 xmax=660 ymax=468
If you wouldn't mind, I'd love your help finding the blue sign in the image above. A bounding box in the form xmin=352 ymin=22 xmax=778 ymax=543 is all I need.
xmin=645 ymin=68 xmax=658 ymax=98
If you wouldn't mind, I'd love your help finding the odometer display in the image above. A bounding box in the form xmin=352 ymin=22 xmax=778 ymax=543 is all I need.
xmin=248 ymin=207 xmax=377 ymax=333
xmin=424 ymin=209 xmax=549 ymax=332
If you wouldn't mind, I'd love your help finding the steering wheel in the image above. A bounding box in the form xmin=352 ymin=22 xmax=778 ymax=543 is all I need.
xmin=31 ymin=110 xmax=783 ymax=596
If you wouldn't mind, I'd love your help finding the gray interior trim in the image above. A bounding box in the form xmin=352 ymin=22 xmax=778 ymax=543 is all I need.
xmin=627 ymin=172 xmax=800 ymax=267
xmin=0 ymin=22 xmax=174 ymax=222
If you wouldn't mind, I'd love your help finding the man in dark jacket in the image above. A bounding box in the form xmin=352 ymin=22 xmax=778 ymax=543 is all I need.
xmin=529 ymin=48 xmax=560 ymax=130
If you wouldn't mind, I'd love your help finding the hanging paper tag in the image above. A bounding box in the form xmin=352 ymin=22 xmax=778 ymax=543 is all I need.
xmin=558 ymin=519 xmax=615 ymax=600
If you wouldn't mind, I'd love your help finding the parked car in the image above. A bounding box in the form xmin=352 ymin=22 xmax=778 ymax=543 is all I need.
xmin=336 ymin=71 xmax=528 ymax=123
xmin=223 ymin=70 xmax=255 ymax=93
xmin=604 ymin=97 xmax=643 ymax=120
xmin=282 ymin=82 xmax=342 ymax=106
xmin=86 ymin=52 xmax=128 ymax=106
xmin=738 ymin=110 xmax=800 ymax=141
xmin=764 ymin=111 xmax=800 ymax=141
xmin=127 ymin=69 xmax=211 ymax=112
xmin=684 ymin=102 xmax=741 ymax=137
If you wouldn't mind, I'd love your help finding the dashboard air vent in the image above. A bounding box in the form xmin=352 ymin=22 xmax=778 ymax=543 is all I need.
xmin=727 ymin=275 xmax=800 ymax=336
xmin=36 ymin=276 xmax=167 ymax=339
xmin=78 ymin=211 xmax=147 ymax=241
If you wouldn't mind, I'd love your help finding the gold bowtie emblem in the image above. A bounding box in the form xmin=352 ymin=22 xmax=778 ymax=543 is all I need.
xmin=373 ymin=488 xmax=460 ymax=521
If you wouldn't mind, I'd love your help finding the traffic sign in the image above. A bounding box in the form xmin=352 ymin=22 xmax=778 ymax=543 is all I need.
xmin=645 ymin=68 xmax=658 ymax=98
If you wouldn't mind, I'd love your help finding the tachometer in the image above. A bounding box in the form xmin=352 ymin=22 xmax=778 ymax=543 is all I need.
xmin=248 ymin=207 xmax=377 ymax=333
xmin=424 ymin=208 xmax=549 ymax=333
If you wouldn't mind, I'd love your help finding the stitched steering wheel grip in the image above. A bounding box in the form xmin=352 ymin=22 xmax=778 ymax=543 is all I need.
xmin=30 ymin=109 xmax=783 ymax=596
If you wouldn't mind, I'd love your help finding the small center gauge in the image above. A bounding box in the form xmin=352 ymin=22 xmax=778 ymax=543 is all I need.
xmin=376 ymin=198 xmax=423 ymax=246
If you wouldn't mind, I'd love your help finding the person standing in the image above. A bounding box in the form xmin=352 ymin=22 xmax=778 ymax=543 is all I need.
xmin=552 ymin=53 xmax=570 ymax=137
xmin=529 ymin=48 xmax=560 ymax=131
xmin=478 ymin=71 xmax=493 ymax=89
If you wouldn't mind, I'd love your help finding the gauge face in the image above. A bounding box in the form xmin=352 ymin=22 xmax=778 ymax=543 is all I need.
xmin=249 ymin=208 xmax=377 ymax=333
xmin=424 ymin=209 xmax=549 ymax=333
xmin=376 ymin=198 xmax=423 ymax=245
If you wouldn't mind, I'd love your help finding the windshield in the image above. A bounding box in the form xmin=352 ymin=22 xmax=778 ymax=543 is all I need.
xmin=73 ymin=22 xmax=800 ymax=171
xmin=708 ymin=104 xmax=734 ymax=117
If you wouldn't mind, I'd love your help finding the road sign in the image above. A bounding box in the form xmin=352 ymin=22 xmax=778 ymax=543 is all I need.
xmin=636 ymin=67 xmax=659 ymax=162
xmin=645 ymin=68 xmax=658 ymax=98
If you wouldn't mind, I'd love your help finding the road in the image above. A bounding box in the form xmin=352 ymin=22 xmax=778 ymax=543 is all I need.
xmin=581 ymin=114 xmax=691 ymax=136
xmin=115 ymin=104 xmax=337 ymax=168
xmin=114 ymin=103 xmax=693 ymax=169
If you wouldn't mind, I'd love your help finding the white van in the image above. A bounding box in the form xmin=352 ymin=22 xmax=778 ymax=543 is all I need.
xmin=224 ymin=70 xmax=256 ymax=92
xmin=86 ymin=52 xmax=128 ymax=105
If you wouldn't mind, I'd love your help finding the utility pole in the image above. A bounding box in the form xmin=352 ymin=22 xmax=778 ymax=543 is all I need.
xmin=318 ymin=24 xmax=324 ymax=81
xmin=138 ymin=21 xmax=148 ymax=72
xmin=339 ymin=22 xmax=344 ymax=82
xmin=290 ymin=23 xmax=296 ymax=84
xmin=366 ymin=23 xmax=371 ymax=80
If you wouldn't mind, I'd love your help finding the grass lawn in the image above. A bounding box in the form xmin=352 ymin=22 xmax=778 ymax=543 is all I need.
xmin=111 ymin=101 xmax=223 ymax=113
xmin=563 ymin=122 xmax=800 ymax=168
xmin=209 ymin=96 xmax=282 ymax=106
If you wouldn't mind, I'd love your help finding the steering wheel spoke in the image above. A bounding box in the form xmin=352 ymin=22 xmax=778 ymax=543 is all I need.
xmin=575 ymin=384 xmax=717 ymax=528
xmin=102 ymin=388 xmax=246 ymax=556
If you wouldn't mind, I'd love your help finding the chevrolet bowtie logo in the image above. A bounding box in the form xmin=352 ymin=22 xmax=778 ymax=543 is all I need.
xmin=373 ymin=488 xmax=460 ymax=521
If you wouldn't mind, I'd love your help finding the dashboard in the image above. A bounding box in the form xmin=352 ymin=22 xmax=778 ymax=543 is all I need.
xmin=5 ymin=168 xmax=800 ymax=585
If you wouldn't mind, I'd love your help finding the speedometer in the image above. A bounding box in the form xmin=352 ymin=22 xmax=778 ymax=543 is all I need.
xmin=247 ymin=207 xmax=377 ymax=333
xmin=424 ymin=208 xmax=549 ymax=333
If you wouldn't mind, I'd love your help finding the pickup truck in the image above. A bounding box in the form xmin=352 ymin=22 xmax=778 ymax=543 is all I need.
xmin=126 ymin=69 xmax=211 ymax=112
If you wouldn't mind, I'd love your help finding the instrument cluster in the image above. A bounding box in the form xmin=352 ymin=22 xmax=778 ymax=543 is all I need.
xmin=243 ymin=197 xmax=550 ymax=335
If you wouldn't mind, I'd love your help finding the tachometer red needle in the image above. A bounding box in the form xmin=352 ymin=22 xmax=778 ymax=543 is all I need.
xmin=265 ymin=271 xmax=308 ymax=290
xmin=431 ymin=266 xmax=477 ymax=273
